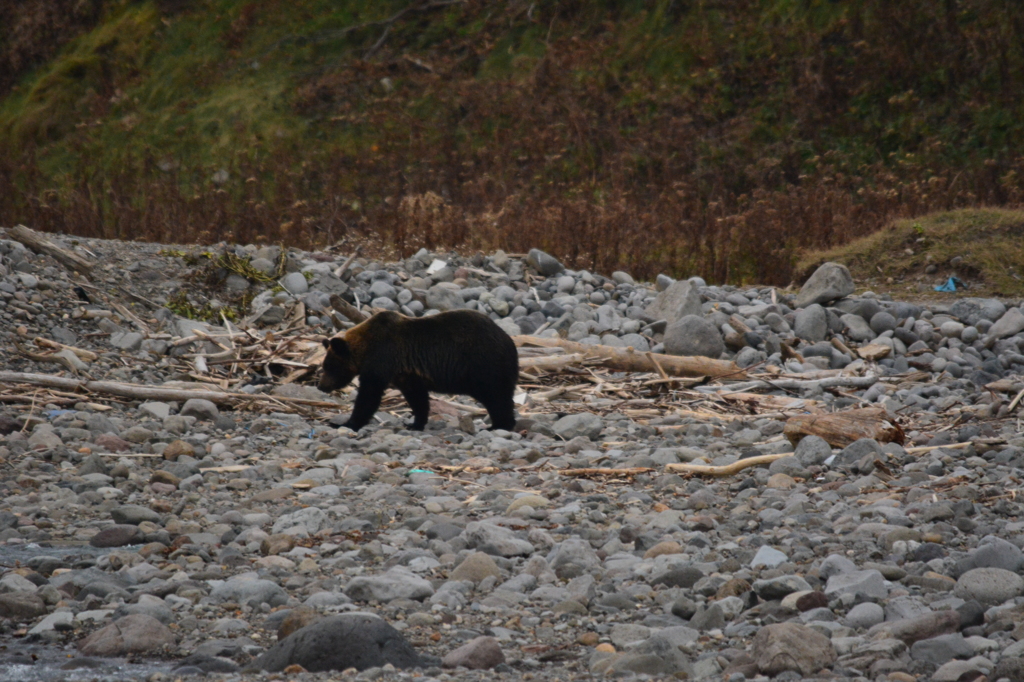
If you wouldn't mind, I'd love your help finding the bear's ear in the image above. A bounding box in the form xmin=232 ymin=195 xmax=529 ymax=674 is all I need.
xmin=329 ymin=337 xmax=350 ymax=359
xmin=321 ymin=338 xmax=330 ymax=349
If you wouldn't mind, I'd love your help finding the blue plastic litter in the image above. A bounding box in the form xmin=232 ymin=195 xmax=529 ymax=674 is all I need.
xmin=409 ymin=469 xmax=434 ymax=474
xmin=46 ymin=409 xmax=75 ymax=419
xmin=934 ymin=277 xmax=967 ymax=292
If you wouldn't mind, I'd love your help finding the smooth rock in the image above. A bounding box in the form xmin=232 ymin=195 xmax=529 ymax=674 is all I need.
xmin=441 ymin=636 xmax=504 ymax=670
xmin=664 ymin=315 xmax=724 ymax=358
xmin=794 ymin=262 xmax=855 ymax=308
xmin=253 ymin=613 xmax=427 ymax=672
xmin=77 ymin=614 xmax=175 ymax=656
xmin=751 ymin=622 xmax=837 ymax=676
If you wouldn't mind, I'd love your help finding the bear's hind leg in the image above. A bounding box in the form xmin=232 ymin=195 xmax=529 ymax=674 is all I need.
xmin=476 ymin=392 xmax=517 ymax=431
xmin=398 ymin=379 xmax=431 ymax=431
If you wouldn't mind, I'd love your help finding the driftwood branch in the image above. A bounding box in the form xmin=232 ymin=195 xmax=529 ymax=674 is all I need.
xmin=559 ymin=467 xmax=655 ymax=478
xmin=329 ymin=294 xmax=370 ymax=323
xmin=8 ymin=224 xmax=95 ymax=274
xmin=0 ymin=371 xmax=343 ymax=411
xmin=512 ymin=337 xmax=746 ymax=379
xmin=665 ymin=452 xmax=793 ymax=477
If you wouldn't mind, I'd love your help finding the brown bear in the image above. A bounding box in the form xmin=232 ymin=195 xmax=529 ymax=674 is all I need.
xmin=318 ymin=309 xmax=519 ymax=432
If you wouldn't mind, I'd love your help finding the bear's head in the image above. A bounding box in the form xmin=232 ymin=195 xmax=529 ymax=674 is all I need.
xmin=319 ymin=337 xmax=357 ymax=392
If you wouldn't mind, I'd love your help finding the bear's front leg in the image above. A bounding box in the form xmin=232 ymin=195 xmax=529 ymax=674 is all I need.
xmin=343 ymin=373 xmax=388 ymax=431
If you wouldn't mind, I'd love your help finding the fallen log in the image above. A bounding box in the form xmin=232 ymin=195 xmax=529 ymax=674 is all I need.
xmin=518 ymin=353 xmax=587 ymax=372
xmin=559 ymin=467 xmax=655 ymax=478
xmin=8 ymin=224 xmax=95 ymax=274
xmin=665 ymin=453 xmax=793 ymax=477
xmin=511 ymin=337 xmax=746 ymax=379
xmin=328 ymin=294 xmax=370 ymax=323
xmin=0 ymin=371 xmax=343 ymax=410
xmin=784 ymin=407 xmax=905 ymax=448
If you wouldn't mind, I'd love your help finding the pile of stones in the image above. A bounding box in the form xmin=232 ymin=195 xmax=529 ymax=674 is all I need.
xmin=1 ymin=229 xmax=1024 ymax=682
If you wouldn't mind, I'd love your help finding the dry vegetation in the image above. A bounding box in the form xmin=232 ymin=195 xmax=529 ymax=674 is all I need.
xmin=799 ymin=208 xmax=1024 ymax=298
xmin=2 ymin=0 xmax=1024 ymax=285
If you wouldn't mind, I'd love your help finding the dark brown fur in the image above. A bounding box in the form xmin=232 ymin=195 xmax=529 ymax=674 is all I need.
xmin=319 ymin=310 xmax=519 ymax=431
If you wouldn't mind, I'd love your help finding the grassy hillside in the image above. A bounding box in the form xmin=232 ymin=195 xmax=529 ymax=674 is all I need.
xmin=1 ymin=0 xmax=1023 ymax=285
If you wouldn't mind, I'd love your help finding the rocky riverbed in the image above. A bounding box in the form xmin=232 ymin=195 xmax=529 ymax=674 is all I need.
xmin=1 ymin=227 xmax=1024 ymax=682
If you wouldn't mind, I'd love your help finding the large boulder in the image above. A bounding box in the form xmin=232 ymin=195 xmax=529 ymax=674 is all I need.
xmin=251 ymin=613 xmax=428 ymax=672
xmin=644 ymin=280 xmax=702 ymax=326
xmin=794 ymin=262 xmax=855 ymax=308
xmin=525 ymin=249 xmax=565 ymax=276
xmin=344 ymin=567 xmax=435 ymax=602
xmin=752 ymin=622 xmax=836 ymax=676
xmin=425 ymin=285 xmax=466 ymax=312
xmin=950 ymin=298 xmax=1006 ymax=326
xmin=663 ymin=315 xmax=724 ymax=358
xmin=77 ymin=614 xmax=175 ymax=656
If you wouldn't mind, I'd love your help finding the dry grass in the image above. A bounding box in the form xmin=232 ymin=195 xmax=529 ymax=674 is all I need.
xmin=3 ymin=1 xmax=1024 ymax=285
xmin=798 ymin=208 xmax=1024 ymax=298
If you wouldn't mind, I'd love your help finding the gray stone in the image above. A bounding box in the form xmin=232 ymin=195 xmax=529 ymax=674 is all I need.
xmin=89 ymin=524 xmax=144 ymax=548
xmin=526 ymin=249 xmax=564 ymax=276
xmin=690 ymin=602 xmax=726 ymax=631
xmin=463 ymin=522 xmax=534 ymax=557
xmin=795 ymin=435 xmax=832 ymax=466
xmin=953 ymin=567 xmax=1024 ymax=605
xmin=109 ymin=332 xmax=144 ymax=351
xmin=210 ymin=579 xmax=288 ymax=607
xmin=280 ymin=272 xmax=309 ymax=295
xmin=869 ymin=311 xmax=897 ymax=334
xmin=547 ymin=538 xmax=601 ymax=571
xmin=824 ymin=570 xmax=888 ymax=600
xmin=819 ymin=554 xmax=858 ymax=580
xmin=272 ymin=507 xmax=327 ymax=535
xmin=750 ymin=546 xmax=788 ymax=569
xmin=988 ymin=307 xmax=1024 ymax=339
xmin=752 ymin=622 xmax=837 ymax=676
xmin=442 ymin=636 xmax=504 ymax=670
xmin=180 ymin=399 xmax=219 ymax=420
xmin=840 ymin=313 xmax=875 ymax=341
xmin=139 ymin=402 xmax=171 ymax=420
xmin=909 ymin=633 xmax=973 ymax=665
xmin=931 ymin=660 xmax=988 ymax=682
xmin=29 ymin=611 xmax=74 ymax=635
xmin=794 ymin=262 xmax=855 ymax=308
xmin=253 ymin=613 xmax=427 ymax=672
xmin=0 ymin=591 xmax=47 ymax=620
xmin=843 ymin=602 xmax=884 ymax=629
xmin=950 ymin=297 xmax=1006 ymax=326
xmin=111 ymin=505 xmax=161 ymax=526
xmin=552 ymin=412 xmax=603 ymax=440
xmin=250 ymin=257 xmax=276 ymax=275
xmin=752 ymin=575 xmax=812 ymax=600
xmin=835 ymin=438 xmax=883 ymax=468
xmin=450 ymin=552 xmax=502 ymax=583
xmin=645 ymin=280 xmax=702 ymax=326
xmin=956 ymin=536 xmax=1024 ymax=575
xmin=77 ymin=614 xmax=175 ymax=656
xmin=425 ymin=285 xmax=466 ymax=311
xmin=345 ymin=567 xmax=434 ymax=602
xmin=794 ymin=304 xmax=828 ymax=342
xmin=664 ymin=315 xmax=724 ymax=358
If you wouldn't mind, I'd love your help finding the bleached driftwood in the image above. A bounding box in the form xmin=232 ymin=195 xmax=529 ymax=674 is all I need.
xmin=8 ymin=224 xmax=95 ymax=274
xmin=0 ymin=371 xmax=342 ymax=410
xmin=665 ymin=452 xmax=793 ymax=477
xmin=512 ymin=337 xmax=746 ymax=379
